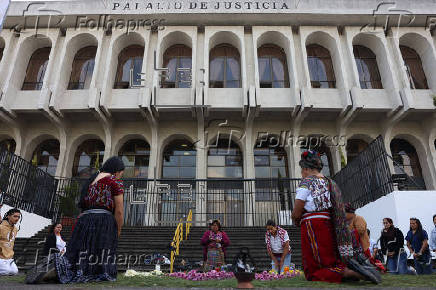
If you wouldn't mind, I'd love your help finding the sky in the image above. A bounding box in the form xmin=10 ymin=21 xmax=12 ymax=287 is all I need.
xmin=0 ymin=0 xmax=11 ymax=31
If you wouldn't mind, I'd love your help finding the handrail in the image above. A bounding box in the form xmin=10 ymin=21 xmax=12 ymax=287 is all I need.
xmin=170 ymin=219 xmax=184 ymax=273
xmin=170 ymin=209 xmax=193 ymax=273
xmin=186 ymin=209 xmax=192 ymax=240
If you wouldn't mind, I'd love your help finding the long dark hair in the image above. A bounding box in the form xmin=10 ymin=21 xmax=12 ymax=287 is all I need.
xmin=79 ymin=156 xmax=125 ymax=210
xmin=49 ymin=222 xmax=62 ymax=234
xmin=2 ymin=208 xmax=22 ymax=231
xmin=382 ymin=217 xmax=395 ymax=239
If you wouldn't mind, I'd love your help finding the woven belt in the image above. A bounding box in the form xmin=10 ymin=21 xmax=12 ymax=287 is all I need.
xmin=301 ymin=211 xmax=330 ymax=222
xmin=81 ymin=209 xmax=112 ymax=215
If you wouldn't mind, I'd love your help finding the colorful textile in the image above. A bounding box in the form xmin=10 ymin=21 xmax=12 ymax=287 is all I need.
xmin=82 ymin=175 xmax=124 ymax=212
xmin=326 ymin=178 xmax=356 ymax=263
xmin=297 ymin=176 xmax=332 ymax=212
xmin=204 ymin=248 xmax=224 ymax=271
xmin=265 ymin=226 xmax=291 ymax=254
xmin=300 ymin=214 xmax=345 ymax=283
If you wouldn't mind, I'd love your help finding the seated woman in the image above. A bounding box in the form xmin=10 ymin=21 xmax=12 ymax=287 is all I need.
xmin=380 ymin=218 xmax=409 ymax=274
xmin=0 ymin=207 xmax=21 ymax=276
xmin=43 ymin=222 xmax=67 ymax=256
xmin=200 ymin=220 xmax=230 ymax=271
xmin=265 ymin=219 xmax=291 ymax=273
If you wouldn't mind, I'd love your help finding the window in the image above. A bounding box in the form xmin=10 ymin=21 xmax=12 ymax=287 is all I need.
xmin=0 ymin=139 xmax=16 ymax=153
xmin=258 ymin=44 xmax=289 ymax=88
xmin=353 ymin=45 xmax=383 ymax=89
xmin=300 ymin=137 xmax=334 ymax=177
xmin=254 ymin=146 xmax=288 ymax=179
xmin=114 ymin=45 xmax=144 ymax=89
xmin=72 ymin=139 xmax=105 ymax=178
xmin=346 ymin=139 xmax=369 ymax=163
xmin=208 ymin=138 xmax=243 ymax=178
xmin=306 ymin=44 xmax=336 ymax=88
xmin=209 ymin=44 xmax=241 ymax=88
xmin=22 ymin=47 xmax=51 ymax=90
xmin=68 ymin=46 xmax=97 ymax=90
xmin=162 ymin=139 xmax=196 ymax=179
xmin=400 ymin=46 xmax=429 ymax=90
xmin=161 ymin=45 xmax=192 ymax=88
xmin=31 ymin=139 xmax=60 ymax=176
xmin=118 ymin=139 xmax=150 ymax=178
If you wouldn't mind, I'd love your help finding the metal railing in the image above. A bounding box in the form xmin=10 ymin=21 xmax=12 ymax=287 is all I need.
xmin=333 ymin=135 xmax=394 ymax=209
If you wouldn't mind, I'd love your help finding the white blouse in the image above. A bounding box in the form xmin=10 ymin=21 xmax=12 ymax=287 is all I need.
xmin=56 ymin=235 xmax=66 ymax=253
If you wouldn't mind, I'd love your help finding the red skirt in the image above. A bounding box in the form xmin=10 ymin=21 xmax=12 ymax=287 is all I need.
xmin=300 ymin=212 xmax=345 ymax=283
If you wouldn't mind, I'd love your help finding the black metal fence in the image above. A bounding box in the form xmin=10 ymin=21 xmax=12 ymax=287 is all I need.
xmin=333 ymin=135 xmax=394 ymax=209
xmin=54 ymin=177 xmax=300 ymax=227
xmin=0 ymin=150 xmax=58 ymax=219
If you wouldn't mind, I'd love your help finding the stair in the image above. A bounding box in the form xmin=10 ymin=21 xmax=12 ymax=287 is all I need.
xmin=176 ymin=226 xmax=302 ymax=272
xmin=14 ymin=225 xmax=302 ymax=272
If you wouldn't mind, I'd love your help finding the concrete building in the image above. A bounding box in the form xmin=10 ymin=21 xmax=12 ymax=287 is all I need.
xmin=0 ymin=0 xmax=436 ymax=232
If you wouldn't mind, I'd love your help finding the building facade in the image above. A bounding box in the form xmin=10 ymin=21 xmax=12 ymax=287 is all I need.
xmin=1 ymin=0 xmax=436 ymax=206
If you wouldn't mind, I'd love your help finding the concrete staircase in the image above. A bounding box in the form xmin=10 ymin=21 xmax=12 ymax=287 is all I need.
xmin=13 ymin=225 xmax=302 ymax=272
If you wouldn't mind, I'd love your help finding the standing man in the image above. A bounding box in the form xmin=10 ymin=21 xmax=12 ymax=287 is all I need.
xmin=0 ymin=204 xmax=21 ymax=276
xmin=265 ymin=220 xmax=291 ymax=273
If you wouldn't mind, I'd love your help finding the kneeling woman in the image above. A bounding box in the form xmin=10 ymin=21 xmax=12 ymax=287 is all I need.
xmin=292 ymin=151 xmax=366 ymax=283
xmin=27 ymin=156 xmax=125 ymax=284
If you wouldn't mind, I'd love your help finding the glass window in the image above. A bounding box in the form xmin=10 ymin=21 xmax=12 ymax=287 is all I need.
xmin=161 ymin=45 xmax=192 ymax=88
xmin=207 ymin=138 xmax=242 ymax=178
xmin=114 ymin=45 xmax=144 ymax=89
xmin=209 ymin=44 xmax=241 ymax=88
xmin=254 ymin=142 xmax=289 ymax=179
xmin=22 ymin=47 xmax=51 ymax=90
xmin=346 ymin=139 xmax=369 ymax=163
xmin=353 ymin=45 xmax=383 ymax=89
xmin=68 ymin=46 xmax=97 ymax=90
xmin=400 ymin=46 xmax=429 ymax=90
xmin=72 ymin=139 xmax=105 ymax=178
xmin=306 ymin=44 xmax=336 ymax=88
xmin=258 ymin=44 xmax=290 ymax=88
xmin=162 ymin=139 xmax=196 ymax=179
xmin=119 ymin=139 xmax=150 ymax=178
xmin=32 ymin=139 xmax=60 ymax=176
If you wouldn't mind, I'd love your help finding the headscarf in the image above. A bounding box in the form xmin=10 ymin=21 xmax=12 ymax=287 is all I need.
xmin=299 ymin=150 xmax=323 ymax=171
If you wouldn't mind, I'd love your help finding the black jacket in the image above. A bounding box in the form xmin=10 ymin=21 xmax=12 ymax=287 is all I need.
xmin=43 ymin=233 xmax=64 ymax=256
xmin=380 ymin=227 xmax=404 ymax=256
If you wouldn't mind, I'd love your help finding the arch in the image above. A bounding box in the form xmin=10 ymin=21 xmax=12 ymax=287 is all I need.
xmin=118 ymin=138 xmax=150 ymax=178
xmin=162 ymin=138 xmax=196 ymax=179
xmin=306 ymin=44 xmax=336 ymax=88
xmin=256 ymin=31 xmax=293 ymax=88
xmin=68 ymin=46 xmax=97 ymax=90
xmin=352 ymin=33 xmax=391 ymax=89
xmin=160 ymin=31 xmax=192 ymax=61
xmin=207 ymin=136 xmax=243 ymax=178
xmin=72 ymin=138 xmax=105 ymax=178
xmin=161 ymin=44 xmax=192 ymax=88
xmin=209 ymin=43 xmax=241 ymax=88
xmin=114 ymin=44 xmax=144 ymax=89
xmin=257 ymin=43 xmax=290 ymax=88
xmin=390 ymin=137 xmax=426 ymax=189
xmin=113 ymin=134 xmax=149 ymax=156
xmin=346 ymin=139 xmax=369 ymax=163
xmin=305 ymin=31 xmax=343 ymax=89
xmin=22 ymin=47 xmax=51 ymax=90
xmin=0 ymin=138 xmax=16 ymax=153
xmin=253 ymin=134 xmax=289 ymax=178
xmin=399 ymin=44 xmax=429 ymax=90
xmin=299 ymin=135 xmax=334 ymax=177
xmin=399 ymin=33 xmax=435 ymax=90
xmin=31 ymin=139 xmax=60 ymax=176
